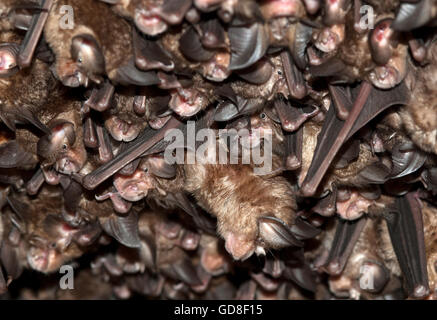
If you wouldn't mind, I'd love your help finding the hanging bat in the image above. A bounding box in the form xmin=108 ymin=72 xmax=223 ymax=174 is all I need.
xmin=43 ymin=0 xmax=160 ymax=87
xmin=300 ymin=81 xmax=409 ymax=197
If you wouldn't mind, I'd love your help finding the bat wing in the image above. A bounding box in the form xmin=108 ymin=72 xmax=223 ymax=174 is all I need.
xmin=384 ymin=193 xmax=429 ymax=298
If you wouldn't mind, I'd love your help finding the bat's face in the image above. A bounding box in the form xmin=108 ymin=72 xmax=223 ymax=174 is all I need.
xmin=38 ymin=121 xmax=87 ymax=174
xmin=54 ymin=146 xmax=87 ymax=174
xmin=130 ymin=0 xmax=191 ymax=36
xmin=37 ymin=121 xmax=75 ymax=161
xmin=104 ymin=114 xmax=143 ymax=142
xmin=113 ymin=161 xmax=155 ymax=202
xmin=313 ymin=24 xmax=345 ymax=53
xmin=368 ymin=55 xmax=407 ymax=89
xmin=135 ymin=8 xmax=167 ymax=36
xmin=169 ymin=88 xmax=207 ymax=117
xmin=335 ymin=191 xmax=374 ymax=220
xmin=26 ymin=216 xmax=82 ymax=273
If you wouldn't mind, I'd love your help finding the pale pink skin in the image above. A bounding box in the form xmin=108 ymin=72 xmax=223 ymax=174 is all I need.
xmin=135 ymin=9 xmax=167 ymax=36
xmin=260 ymin=0 xmax=302 ymax=20
xmin=223 ymin=232 xmax=255 ymax=261
xmin=113 ymin=169 xmax=154 ymax=202
xmin=303 ymin=0 xmax=320 ymax=14
xmin=27 ymin=224 xmax=79 ymax=273
xmin=27 ymin=246 xmax=59 ymax=273
xmin=368 ymin=54 xmax=407 ymax=89
xmin=201 ymin=249 xmax=228 ymax=276
xmin=169 ymin=88 xmax=204 ymax=117
xmin=336 ymin=191 xmax=373 ymax=220
xmin=105 ymin=115 xmax=142 ymax=142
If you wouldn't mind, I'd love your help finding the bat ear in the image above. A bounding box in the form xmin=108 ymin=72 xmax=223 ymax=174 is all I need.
xmin=392 ymin=0 xmax=433 ymax=31
xmin=322 ymin=218 xmax=367 ymax=275
xmin=228 ymin=22 xmax=269 ymax=71
xmin=112 ymin=58 xmax=160 ymax=86
xmin=71 ymin=34 xmax=105 ymax=77
xmin=162 ymin=256 xmax=203 ymax=286
xmin=99 ymin=211 xmax=141 ymax=248
xmin=37 ymin=121 xmax=76 ymax=159
xmin=0 ymin=240 xmax=23 ymax=282
xmin=146 ymin=155 xmax=176 ymax=179
xmin=139 ymin=234 xmax=157 ymax=271
xmin=290 ymin=216 xmax=321 ymax=240
xmin=133 ymin=29 xmax=174 ymax=72
xmin=199 ymin=18 xmax=227 ymax=49
xmin=288 ymin=22 xmax=314 ymax=70
xmin=0 ymin=140 xmax=37 ymax=169
xmin=258 ymin=216 xmax=303 ymax=249
xmin=179 ymin=26 xmax=214 ymax=62
xmin=235 ymin=58 xmax=272 ymax=85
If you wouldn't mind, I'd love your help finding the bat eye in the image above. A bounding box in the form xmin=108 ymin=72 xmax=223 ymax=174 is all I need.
xmin=260 ymin=113 xmax=267 ymax=120
xmin=62 ymin=144 xmax=68 ymax=150
xmin=49 ymin=242 xmax=57 ymax=249
xmin=143 ymin=167 xmax=149 ymax=173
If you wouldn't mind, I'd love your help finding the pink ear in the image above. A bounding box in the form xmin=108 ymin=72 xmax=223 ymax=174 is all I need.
xmin=147 ymin=155 xmax=176 ymax=179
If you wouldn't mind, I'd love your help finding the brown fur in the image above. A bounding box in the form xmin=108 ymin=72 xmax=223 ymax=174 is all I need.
xmin=184 ymin=153 xmax=297 ymax=248
xmin=397 ymin=42 xmax=437 ymax=154
xmin=44 ymin=0 xmax=133 ymax=80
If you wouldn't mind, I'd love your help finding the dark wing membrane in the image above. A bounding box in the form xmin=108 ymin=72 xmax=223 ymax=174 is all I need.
xmin=384 ymin=193 xmax=430 ymax=298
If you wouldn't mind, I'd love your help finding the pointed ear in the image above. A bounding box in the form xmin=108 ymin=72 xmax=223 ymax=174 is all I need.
xmin=99 ymin=211 xmax=141 ymax=248
xmin=258 ymin=216 xmax=303 ymax=249
xmin=146 ymin=155 xmax=176 ymax=179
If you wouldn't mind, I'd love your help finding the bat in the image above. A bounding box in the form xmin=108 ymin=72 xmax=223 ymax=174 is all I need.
xmin=300 ymin=80 xmax=409 ymax=196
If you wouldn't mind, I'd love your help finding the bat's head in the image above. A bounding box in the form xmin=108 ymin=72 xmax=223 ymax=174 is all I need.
xmin=26 ymin=215 xmax=84 ymax=273
xmin=70 ymin=34 xmax=105 ymax=84
xmin=37 ymin=120 xmax=87 ymax=174
xmin=169 ymin=87 xmax=207 ymax=117
xmin=313 ymin=24 xmax=345 ymax=53
xmin=105 ymin=113 xmax=143 ymax=142
xmin=113 ymin=155 xmax=175 ymax=202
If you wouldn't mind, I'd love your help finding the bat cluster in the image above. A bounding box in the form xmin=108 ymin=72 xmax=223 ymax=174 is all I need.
xmin=0 ymin=0 xmax=436 ymax=300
